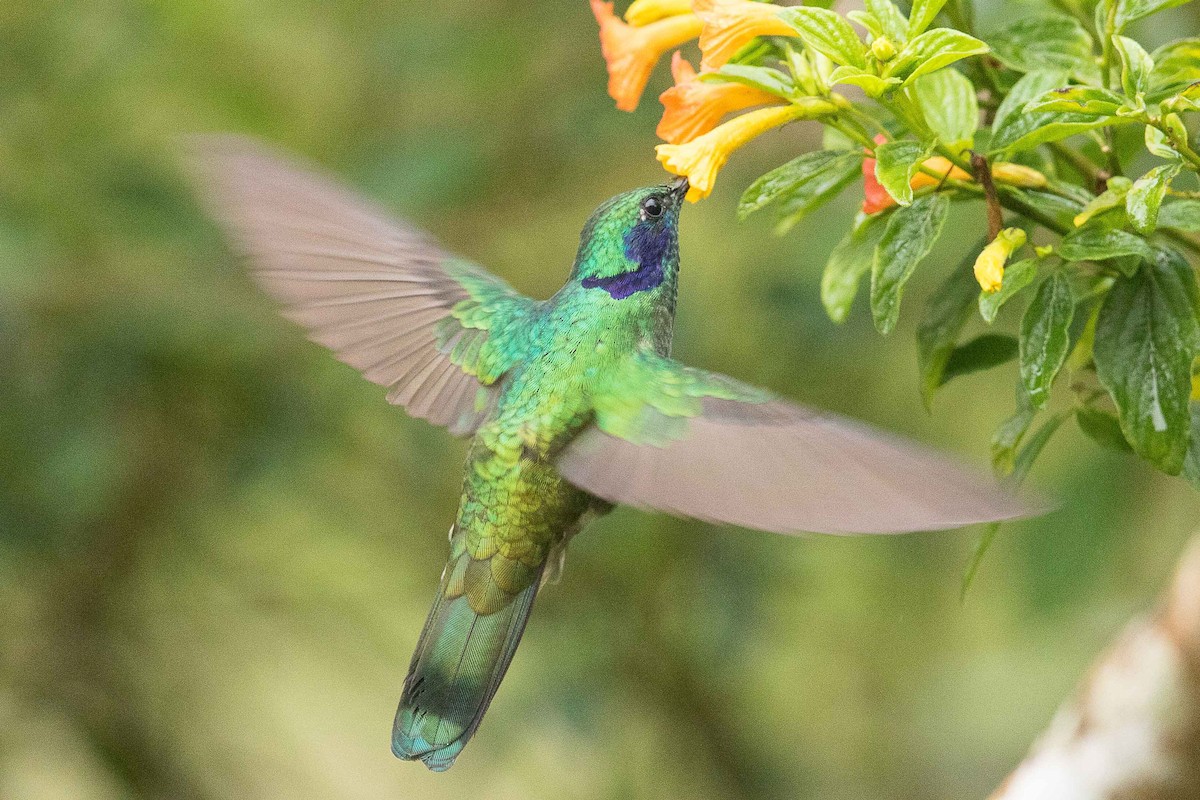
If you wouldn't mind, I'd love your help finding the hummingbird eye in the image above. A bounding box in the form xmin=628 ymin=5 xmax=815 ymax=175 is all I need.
xmin=641 ymin=196 xmax=664 ymax=220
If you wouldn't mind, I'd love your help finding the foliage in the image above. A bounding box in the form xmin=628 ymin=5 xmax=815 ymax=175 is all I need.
xmin=594 ymin=0 xmax=1200 ymax=500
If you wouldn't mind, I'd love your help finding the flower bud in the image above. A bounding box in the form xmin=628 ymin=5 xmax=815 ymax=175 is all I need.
xmin=974 ymin=228 xmax=1027 ymax=294
xmin=870 ymin=36 xmax=897 ymax=62
xmin=992 ymin=163 xmax=1048 ymax=189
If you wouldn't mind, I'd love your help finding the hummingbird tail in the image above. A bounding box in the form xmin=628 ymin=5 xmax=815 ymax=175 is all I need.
xmin=392 ymin=548 xmax=544 ymax=772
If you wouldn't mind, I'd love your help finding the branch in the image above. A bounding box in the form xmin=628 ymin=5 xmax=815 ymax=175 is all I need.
xmin=990 ymin=535 xmax=1200 ymax=799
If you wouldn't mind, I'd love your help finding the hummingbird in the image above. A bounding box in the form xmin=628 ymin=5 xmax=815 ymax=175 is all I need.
xmin=191 ymin=136 xmax=1033 ymax=772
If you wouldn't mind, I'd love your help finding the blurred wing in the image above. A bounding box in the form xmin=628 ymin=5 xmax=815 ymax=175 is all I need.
xmin=189 ymin=135 xmax=536 ymax=436
xmin=556 ymin=350 xmax=1037 ymax=535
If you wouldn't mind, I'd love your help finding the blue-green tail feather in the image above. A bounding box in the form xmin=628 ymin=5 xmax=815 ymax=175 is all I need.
xmin=392 ymin=549 xmax=543 ymax=772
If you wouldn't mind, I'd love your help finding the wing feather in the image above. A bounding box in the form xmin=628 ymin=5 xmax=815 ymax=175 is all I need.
xmin=556 ymin=353 xmax=1041 ymax=535
xmin=189 ymin=135 xmax=534 ymax=436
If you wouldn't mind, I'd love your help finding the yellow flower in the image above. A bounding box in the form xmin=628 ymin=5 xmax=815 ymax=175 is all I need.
xmin=592 ymin=0 xmax=703 ymax=112
xmin=657 ymin=102 xmax=830 ymax=201
xmin=657 ymin=52 xmax=780 ymax=144
xmin=624 ymin=0 xmax=694 ymax=25
xmin=693 ymin=0 xmax=796 ymax=70
xmin=974 ymin=227 xmax=1027 ymax=293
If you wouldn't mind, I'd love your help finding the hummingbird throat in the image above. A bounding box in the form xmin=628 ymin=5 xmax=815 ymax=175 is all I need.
xmin=581 ymin=221 xmax=672 ymax=300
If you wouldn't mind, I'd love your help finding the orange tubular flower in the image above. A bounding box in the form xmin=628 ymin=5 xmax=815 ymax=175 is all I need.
xmin=624 ymin=0 xmax=694 ymax=25
xmin=692 ymin=0 xmax=796 ymax=70
xmin=592 ymin=0 xmax=703 ymax=112
xmin=657 ymin=52 xmax=780 ymax=144
xmin=657 ymin=103 xmax=818 ymax=201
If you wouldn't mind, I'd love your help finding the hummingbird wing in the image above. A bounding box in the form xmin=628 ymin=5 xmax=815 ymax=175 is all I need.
xmin=189 ymin=136 xmax=535 ymax=436
xmin=555 ymin=349 xmax=1041 ymax=535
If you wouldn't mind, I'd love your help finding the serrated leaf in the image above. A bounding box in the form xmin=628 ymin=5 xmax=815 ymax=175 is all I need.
xmin=1060 ymin=226 xmax=1155 ymax=266
xmin=821 ymin=212 xmax=890 ymax=323
xmin=913 ymin=68 xmax=978 ymax=151
xmin=988 ymin=15 xmax=1097 ymax=82
xmin=1158 ymin=200 xmax=1200 ymax=232
xmin=1077 ymin=407 xmax=1134 ymax=452
xmin=704 ymin=65 xmax=797 ymax=99
xmin=907 ymin=0 xmax=949 ymax=37
xmin=884 ymin=28 xmax=989 ymax=85
xmin=780 ymin=7 xmax=868 ymax=69
xmin=1114 ymin=0 xmax=1194 ymax=31
xmin=1113 ymin=35 xmax=1154 ymax=101
xmin=738 ymin=149 xmax=863 ymax=220
xmin=1020 ymin=272 xmax=1075 ymax=408
xmin=1150 ymin=38 xmax=1200 ymax=100
xmin=917 ymin=244 xmax=984 ymax=407
xmin=865 ymin=0 xmax=907 ymax=43
xmin=871 ymin=193 xmax=950 ymax=335
xmin=1126 ymin=163 xmax=1182 ymax=234
xmin=979 ymin=257 xmax=1039 ymax=323
xmin=942 ymin=334 xmax=1020 ymax=385
xmin=874 ymin=140 xmax=928 ymax=206
xmin=1024 ymin=86 xmax=1124 ymax=117
xmin=1094 ymin=248 xmax=1200 ymax=474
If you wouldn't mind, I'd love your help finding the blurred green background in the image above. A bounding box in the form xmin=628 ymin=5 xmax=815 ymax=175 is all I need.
xmin=2 ymin=1 xmax=1199 ymax=798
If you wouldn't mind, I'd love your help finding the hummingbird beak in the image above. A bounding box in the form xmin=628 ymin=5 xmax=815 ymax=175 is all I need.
xmin=668 ymin=176 xmax=689 ymax=201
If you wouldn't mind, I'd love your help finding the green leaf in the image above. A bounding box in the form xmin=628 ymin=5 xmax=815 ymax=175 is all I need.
xmin=1094 ymin=248 xmax=1200 ymax=474
xmin=1150 ymin=38 xmax=1200 ymax=100
xmin=821 ymin=212 xmax=890 ymax=323
xmin=1158 ymin=200 xmax=1200 ymax=232
xmin=873 ymin=140 xmax=928 ymax=206
xmin=916 ymin=244 xmax=985 ymax=407
xmin=960 ymin=522 xmax=1001 ymax=602
xmin=1114 ymin=0 xmax=1195 ymax=31
xmin=1059 ymin=226 xmax=1155 ymax=266
xmin=992 ymin=384 xmax=1036 ymax=475
xmin=780 ymin=7 xmax=868 ymax=69
xmin=884 ymin=28 xmax=989 ymax=85
xmin=1003 ymin=187 xmax=1085 ymax=232
xmin=738 ymin=150 xmax=863 ymax=221
xmin=864 ymin=0 xmax=907 ymax=44
xmin=847 ymin=10 xmax=884 ymax=39
xmin=1077 ymin=407 xmax=1134 ymax=452
xmin=990 ymin=70 xmax=1118 ymax=154
xmin=1024 ymin=86 xmax=1125 ymax=117
xmin=1126 ymin=163 xmax=1182 ymax=234
xmin=979 ymin=257 xmax=1039 ymax=323
xmin=1020 ymin=272 xmax=1076 ymax=408
xmin=913 ymin=68 xmax=978 ymax=151
xmin=907 ymin=0 xmax=949 ymax=37
xmin=1113 ymin=35 xmax=1154 ymax=101
xmin=993 ymin=71 xmax=1068 ymax=137
xmin=942 ymin=334 xmax=1020 ymax=385
xmin=1182 ymin=403 xmax=1200 ymax=489
xmin=828 ymin=66 xmax=903 ymax=97
xmin=1072 ymin=176 xmax=1133 ymax=227
xmin=1010 ymin=412 xmax=1069 ymax=484
xmin=988 ymin=15 xmax=1097 ymax=82
xmin=871 ymin=193 xmax=950 ymax=335
xmin=704 ymin=65 xmax=797 ymax=99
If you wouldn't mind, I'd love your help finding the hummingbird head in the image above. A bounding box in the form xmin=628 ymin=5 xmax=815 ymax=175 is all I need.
xmin=570 ymin=177 xmax=688 ymax=300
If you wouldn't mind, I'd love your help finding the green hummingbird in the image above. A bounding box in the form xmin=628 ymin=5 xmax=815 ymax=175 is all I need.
xmin=192 ymin=136 xmax=1033 ymax=772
